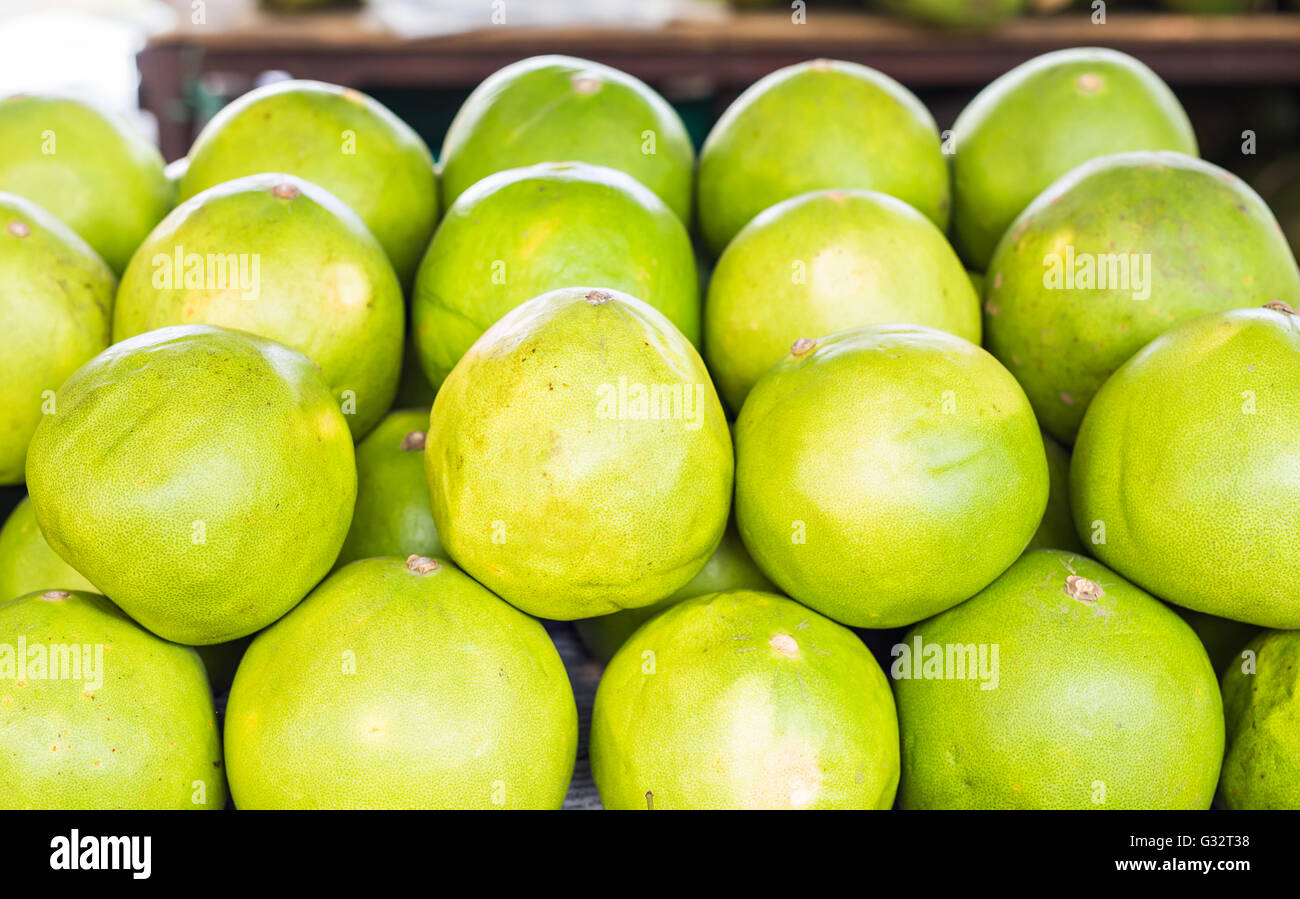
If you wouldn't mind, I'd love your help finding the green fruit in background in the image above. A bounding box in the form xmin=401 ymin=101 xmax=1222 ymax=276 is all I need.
xmin=1219 ymin=629 xmax=1300 ymax=809
xmin=0 ymin=193 xmax=115 ymax=484
xmin=1024 ymin=430 xmax=1086 ymax=554
xmin=897 ymin=550 xmax=1224 ymax=809
xmin=697 ymin=58 xmax=949 ymax=256
xmin=871 ymin=0 xmax=1028 ymax=28
xmin=336 ymin=408 xmax=441 ymax=568
xmin=704 ymin=188 xmax=980 ymax=413
xmin=1072 ymin=303 xmax=1300 ymax=628
xmin=26 ymin=325 xmax=356 ymax=645
xmin=114 ymin=174 xmax=404 ymax=439
xmin=986 ymin=151 xmax=1299 ymax=444
xmin=1174 ymin=607 xmax=1259 ymax=677
xmin=0 ymin=589 xmax=225 ymax=809
xmin=180 ymin=80 xmax=437 ymax=286
xmin=951 ymin=48 xmax=1196 ymax=270
xmin=226 ymin=555 xmax=577 ymax=809
xmin=439 ymin=55 xmax=694 ymax=224
xmin=427 ymin=287 xmax=732 ymax=620
xmin=413 ymin=161 xmax=699 ymax=390
xmin=574 ymin=519 xmax=776 ymax=663
xmin=591 ymin=590 xmax=899 ymax=809
xmin=0 ymin=497 xmax=95 ymax=599
xmin=736 ymin=324 xmax=1047 ymax=628
xmin=0 ymin=95 xmax=170 ymax=273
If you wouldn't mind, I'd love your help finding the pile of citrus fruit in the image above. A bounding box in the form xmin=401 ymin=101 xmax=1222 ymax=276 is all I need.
xmin=1 ymin=49 xmax=1296 ymax=810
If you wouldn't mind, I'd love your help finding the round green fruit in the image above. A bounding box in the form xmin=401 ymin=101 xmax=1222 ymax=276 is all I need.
xmin=871 ymin=0 xmax=1028 ymax=29
xmin=1174 ymin=607 xmax=1259 ymax=678
xmin=25 ymin=325 xmax=356 ymax=645
xmin=0 ymin=95 xmax=170 ymax=273
xmin=336 ymin=408 xmax=441 ymax=568
xmin=1219 ymin=629 xmax=1300 ymax=809
xmin=1071 ymin=303 xmax=1300 ymax=628
xmin=0 ymin=497 xmax=95 ymax=599
xmin=439 ymin=55 xmax=693 ymax=224
xmin=896 ymin=550 xmax=1224 ymax=809
xmin=1023 ymin=429 xmax=1086 ymax=555
xmin=697 ymin=58 xmax=948 ymax=256
xmin=180 ymin=80 xmax=437 ymax=286
xmin=735 ymin=324 xmax=1047 ymax=628
xmin=0 ymin=589 xmax=225 ymax=809
xmin=114 ymin=173 xmax=404 ymax=438
xmin=951 ymin=48 xmax=1196 ymax=270
xmin=574 ymin=518 xmax=776 ymax=663
xmin=427 ymin=287 xmax=732 ymax=620
xmin=591 ymin=590 xmax=899 ymax=809
xmin=413 ymin=161 xmax=699 ymax=390
xmin=705 ymin=188 xmax=979 ymax=413
xmin=0 ymin=193 xmax=115 ymax=484
xmin=226 ymin=555 xmax=577 ymax=809
xmin=986 ymin=151 xmax=1300 ymax=443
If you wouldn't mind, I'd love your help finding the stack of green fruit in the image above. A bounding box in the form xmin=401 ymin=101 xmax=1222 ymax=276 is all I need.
xmin=1 ymin=48 xmax=1297 ymax=811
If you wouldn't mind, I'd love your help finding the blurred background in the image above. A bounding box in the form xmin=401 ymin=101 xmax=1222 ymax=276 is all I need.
xmin=0 ymin=0 xmax=1296 ymax=250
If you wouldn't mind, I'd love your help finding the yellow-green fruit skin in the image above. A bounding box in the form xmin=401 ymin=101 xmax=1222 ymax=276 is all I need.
xmin=336 ymin=408 xmax=441 ymax=568
xmin=1071 ymin=305 xmax=1300 ymax=628
xmin=1024 ymin=429 xmax=1086 ymax=555
xmin=0 ymin=96 xmax=170 ymax=273
xmin=0 ymin=193 xmax=115 ymax=485
xmin=897 ymin=550 xmax=1224 ymax=809
xmin=591 ymin=590 xmax=899 ymax=809
xmin=439 ymin=55 xmax=694 ymax=224
xmin=1219 ymin=629 xmax=1300 ymax=809
xmin=870 ymin=0 xmax=1027 ymax=28
xmin=986 ymin=151 xmax=1300 ymax=444
xmin=225 ymin=556 xmax=577 ymax=809
xmin=25 ymin=325 xmax=356 ymax=645
xmin=951 ymin=48 xmax=1196 ymax=270
xmin=179 ymin=80 xmax=437 ymax=286
xmin=697 ymin=59 xmax=949 ymax=256
xmin=0 ymin=497 xmax=96 ymax=599
xmin=704 ymin=188 xmax=981 ymax=413
xmin=413 ymin=161 xmax=699 ymax=390
xmin=573 ymin=519 xmax=776 ymax=663
xmin=114 ymin=173 xmax=404 ymax=439
xmin=0 ymin=590 xmax=225 ymax=809
xmin=1174 ymin=607 xmax=1259 ymax=678
xmin=427 ymin=287 xmax=732 ymax=620
xmin=736 ymin=324 xmax=1047 ymax=628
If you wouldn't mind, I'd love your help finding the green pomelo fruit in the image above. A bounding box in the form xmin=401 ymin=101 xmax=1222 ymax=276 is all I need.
xmin=413 ymin=161 xmax=699 ymax=390
xmin=0 ymin=497 xmax=96 ymax=599
xmin=870 ymin=0 xmax=1028 ymax=29
xmin=336 ymin=408 xmax=441 ymax=568
xmin=180 ymin=80 xmax=437 ymax=286
xmin=1071 ymin=303 xmax=1300 ymax=627
xmin=735 ymin=324 xmax=1047 ymax=628
xmin=1174 ymin=607 xmax=1259 ymax=678
xmin=226 ymin=555 xmax=577 ymax=809
xmin=0 ymin=193 xmax=115 ymax=484
xmin=439 ymin=55 xmax=693 ymax=224
xmin=1023 ymin=429 xmax=1086 ymax=555
xmin=986 ymin=151 xmax=1300 ymax=444
xmin=114 ymin=173 xmax=404 ymax=438
xmin=591 ymin=590 xmax=899 ymax=809
xmin=697 ymin=58 xmax=948 ymax=256
xmin=0 ymin=95 xmax=170 ymax=273
xmin=896 ymin=550 xmax=1224 ymax=809
xmin=0 ymin=589 xmax=224 ymax=809
xmin=25 ymin=325 xmax=356 ymax=645
xmin=1219 ymin=629 xmax=1300 ymax=809
xmin=427 ymin=287 xmax=732 ymax=619
xmin=952 ymin=48 xmax=1196 ymax=270
xmin=574 ymin=518 xmax=776 ymax=663
xmin=704 ymin=188 xmax=981 ymax=413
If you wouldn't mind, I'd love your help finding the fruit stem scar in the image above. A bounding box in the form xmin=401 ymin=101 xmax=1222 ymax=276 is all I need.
xmin=769 ymin=632 xmax=799 ymax=657
xmin=7 ymin=221 xmax=29 ymax=237
xmin=40 ymin=591 xmax=70 ymax=602
xmin=406 ymin=555 xmax=439 ymax=574
xmin=791 ymin=337 xmax=816 ymax=357
xmin=572 ymin=75 xmax=602 ymax=95
xmin=400 ymin=431 xmax=426 ymax=451
xmin=1064 ymin=575 xmax=1103 ymax=604
xmin=645 ymin=790 xmax=654 ymax=810
xmin=1077 ymin=73 xmax=1103 ymax=94
xmin=585 ymin=290 xmax=613 ymax=306
xmin=270 ymin=183 xmax=300 ymax=200
xmin=1264 ymin=300 xmax=1296 ymax=315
